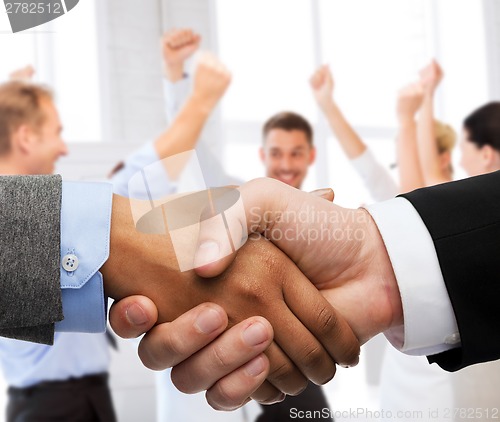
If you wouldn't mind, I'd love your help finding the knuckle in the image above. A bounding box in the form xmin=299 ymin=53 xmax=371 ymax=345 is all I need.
xmin=268 ymin=362 xmax=306 ymax=396
xmin=160 ymin=327 xmax=187 ymax=360
xmin=316 ymin=305 xmax=339 ymax=335
xmin=170 ymin=367 xmax=197 ymax=394
xmin=210 ymin=344 xmax=232 ymax=370
xmin=138 ymin=344 xmax=166 ymax=372
xmin=139 ymin=325 xmax=186 ymax=371
xmin=299 ymin=345 xmax=325 ymax=372
xmin=268 ymin=360 xmax=292 ymax=382
xmin=315 ymin=306 xmax=360 ymax=365
xmin=247 ymin=177 xmax=276 ymax=194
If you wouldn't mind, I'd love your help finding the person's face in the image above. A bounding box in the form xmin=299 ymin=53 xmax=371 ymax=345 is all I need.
xmin=260 ymin=129 xmax=315 ymax=189
xmin=27 ymin=98 xmax=68 ymax=174
xmin=459 ymin=128 xmax=493 ymax=177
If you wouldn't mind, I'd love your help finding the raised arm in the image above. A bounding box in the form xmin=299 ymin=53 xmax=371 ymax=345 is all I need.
xmin=396 ymin=82 xmax=426 ymax=193
xmin=162 ymin=29 xmax=201 ymax=83
xmin=154 ymin=52 xmax=231 ymax=159
xmin=311 ymin=65 xmax=398 ymax=201
xmin=417 ymin=60 xmax=450 ymax=186
xmin=161 ymin=28 xmax=200 ymax=124
xmin=310 ymin=65 xmax=366 ymax=159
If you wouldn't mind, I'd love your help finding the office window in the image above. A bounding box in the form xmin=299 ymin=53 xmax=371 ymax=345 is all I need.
xmin=318 ymin=0 xmax=428 ymax=129
xmin=216 ymin=0 xmax=317 ymax=123
xmin=214 ymin=0 xmax=489 ymax=204
xmin=0 ymin=0 xmax=102 ymax=142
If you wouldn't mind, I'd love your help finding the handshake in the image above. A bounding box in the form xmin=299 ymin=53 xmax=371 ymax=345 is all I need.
xmin=105 ymin=177 xmax=403 ymax=410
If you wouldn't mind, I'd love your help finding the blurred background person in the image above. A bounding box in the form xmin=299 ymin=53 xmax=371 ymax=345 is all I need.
xmin=389 ymin=59 xmax=500 ymax=422
xmin=310 ymin=62 xmax=457 ymax=420
xmin=0 ymin=75 xmax=116 ymax=422
xmin=309 ymin=59 xmax=500 ymax=421
xmin=0 ymin=49 xmax=233 ymax=421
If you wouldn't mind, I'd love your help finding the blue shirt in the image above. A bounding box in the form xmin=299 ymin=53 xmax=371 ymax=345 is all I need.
xmin=0 ymin=144 xmax=161 ymax=388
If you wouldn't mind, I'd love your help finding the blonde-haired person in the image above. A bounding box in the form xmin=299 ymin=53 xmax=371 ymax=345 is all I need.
xmin=396 ymin=60 xmax=500 ymax=420
xmin=310 ymin=63 xmax=461 ymax=421
xmin=398 ymin=61 xmax=457 ymax=192
xmin=435 ymin=120 xmax=456 ymax=154
xmin=395 ymin=74 xmax=457 ymax=193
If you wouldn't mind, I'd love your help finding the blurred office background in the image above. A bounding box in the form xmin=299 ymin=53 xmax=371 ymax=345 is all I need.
xmin=0 ymin=0 xmax=499 ymax=421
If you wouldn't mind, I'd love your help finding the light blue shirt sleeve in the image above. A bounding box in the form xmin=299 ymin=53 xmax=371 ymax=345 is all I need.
xmin=55 ymin=181 xmax=113 ymax=333
xmin=163 ymin=75 xmax=191 ymax=123
xmin=164 ymin=76 xmax=243 ymax=188
xmin=111 ymin=142 xmax=177 ymax=199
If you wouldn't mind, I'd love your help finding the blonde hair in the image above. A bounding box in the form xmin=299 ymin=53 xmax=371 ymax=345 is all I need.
xmin=435 ymin=120 xmax=456 ymax=154
xmin=0 ymin=81 xmax=53 ymax=156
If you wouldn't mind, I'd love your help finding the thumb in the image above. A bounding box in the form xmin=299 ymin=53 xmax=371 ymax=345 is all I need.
xmin=310 ymin=188 xmax=334 ymax=202
xmin=109 ymin=295 xmax=158 ymax=339
xmin=193 ymin=178 xmax=319 ymax=278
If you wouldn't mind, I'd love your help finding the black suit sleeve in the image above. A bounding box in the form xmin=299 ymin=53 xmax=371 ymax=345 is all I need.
xmin=399 ymin=170 xmax=500 ymax=371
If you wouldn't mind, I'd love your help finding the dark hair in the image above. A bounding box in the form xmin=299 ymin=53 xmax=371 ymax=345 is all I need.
xmin=262 ymin=111 xmax=313 ymax=145
xmin=463 ymin=102 xmax=500 ymax=152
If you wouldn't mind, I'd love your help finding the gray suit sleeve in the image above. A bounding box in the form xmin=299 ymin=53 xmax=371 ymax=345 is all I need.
xmin=0 ymin=175 xmax=63 ymax=344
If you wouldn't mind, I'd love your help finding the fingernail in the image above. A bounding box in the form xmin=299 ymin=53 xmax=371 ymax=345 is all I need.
xmin=242 ymin=322 xmax=269 ymax=346
xmin=194 ymin=307 xmax=224 ymax=334
xmin=310 ymin=188 xmax=333 ymax=198
xmin=126 ymin=303 xmax=148 ymax=326
xmin=194 ymin=241 xmax=220 ymax=267
xmin=266 ymin=392 xmax=286 ymax=405
xmin=244 ymin=356 xmax=266 ymax=377
xmin=340 ymin=354 xmax=360 ymax=369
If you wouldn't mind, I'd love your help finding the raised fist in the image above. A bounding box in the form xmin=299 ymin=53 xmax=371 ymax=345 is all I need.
xmin=419 ymin=59 xmax=444 ymax=94
xmin=192 ymin=52 xmax=232 ymax=111
xmin=310 ymin=65 xmax=335 ymax=109
xmin=162 ymin=29 xmax=201 ymax=81
xmin=396 ymin=82 xmax=425 ymax=122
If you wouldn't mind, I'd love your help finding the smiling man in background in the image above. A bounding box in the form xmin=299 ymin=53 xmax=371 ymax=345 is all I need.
xmin=260 ymin=111 xmax=316 ymax=189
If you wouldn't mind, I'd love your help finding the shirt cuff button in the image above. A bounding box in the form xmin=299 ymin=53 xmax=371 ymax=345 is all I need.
xmin=62 ymin=254 xmax=79 ymax=272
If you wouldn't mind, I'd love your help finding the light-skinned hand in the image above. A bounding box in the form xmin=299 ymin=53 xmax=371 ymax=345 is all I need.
xmin=193 ymin=178 xmax=403 ymax=345
xmin=162 ymin=29 xmax=201 ymax=82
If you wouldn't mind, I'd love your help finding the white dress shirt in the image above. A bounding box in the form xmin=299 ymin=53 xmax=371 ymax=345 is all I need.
xmin=366 ymin=197 xmax=461 ymax=355
xmin=350 ymin=148 xmax=399 ymax=203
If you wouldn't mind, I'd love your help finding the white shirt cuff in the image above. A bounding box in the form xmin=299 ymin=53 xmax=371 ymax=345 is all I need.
xmin=365 ymin=197 xmax=460 ymax=356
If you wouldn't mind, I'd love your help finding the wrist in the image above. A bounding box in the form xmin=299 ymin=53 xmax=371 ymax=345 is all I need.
xmin=397 ymin=114 xmax=416 ymax=126
xmin=422 ymin=92 xmax=434 ymax=105
xmin=101 ymin=196 xmax=181 ymax=305
xmin=357 ymin=209 xmax=402 ymax=336
xmin=318 ymin=98 xmax=336 ymax=114
xmin=189 ymin=91 xmax=218 ymax=116
xmin=100 ymin=195 xmax=138 ymax=299
xmin=164 ymin=63 xmax=185 ymax=82
xmin=319 ymin=208 xmax=402 ymax=345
